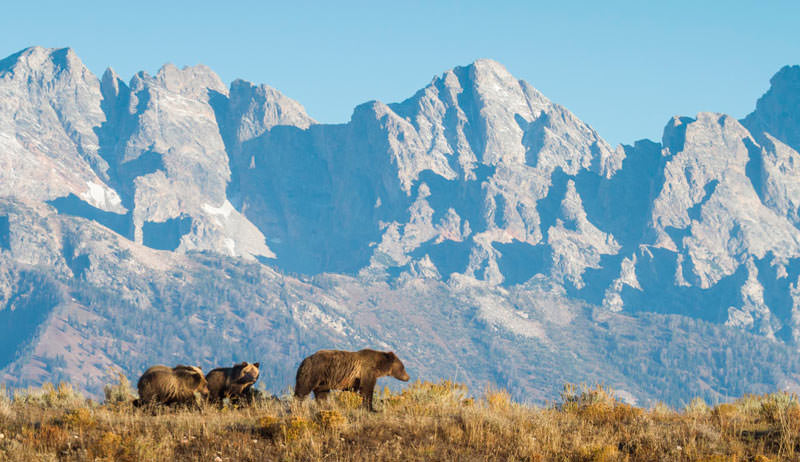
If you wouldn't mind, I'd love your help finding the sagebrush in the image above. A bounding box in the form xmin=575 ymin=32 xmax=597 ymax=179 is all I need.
xmin=0 ymin=380 xmax=798 ymax=461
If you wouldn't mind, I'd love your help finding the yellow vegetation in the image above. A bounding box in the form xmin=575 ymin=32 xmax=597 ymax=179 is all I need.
xmin=332 ymin=390 xmax=363 ymax=410
xmin=317 ymin=409 xmax=346 ymax=429
xmin=60 ymin=407 xmax=97 ymax=431
xmin=1 ymin=380 xmax=799 ymax=461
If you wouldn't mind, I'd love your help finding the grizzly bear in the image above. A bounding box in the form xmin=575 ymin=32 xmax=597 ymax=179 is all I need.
xmin=134 ymin=365 xmax=209 ymax=407
xmin=205 ymin=361 xmax=261 ymax=403
xmin=294 ymin=349 xmax=410 ymax=411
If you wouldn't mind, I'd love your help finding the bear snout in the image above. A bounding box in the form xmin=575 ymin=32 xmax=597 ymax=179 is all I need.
xmin=199 ymin=383 xmax=210 ymax=396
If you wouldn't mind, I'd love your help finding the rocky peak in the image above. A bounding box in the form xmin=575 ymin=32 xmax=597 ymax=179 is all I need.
xmin=0 ymin=46 xmax=111 ymax=207
xmin=0 ymin=46 xmax=84 ymax=77
xmin=153 ymin=63 xmax=227 ymax=100
xmin=388 ymin=58 xmax=621 ymax=183
xmin=127 ymin=70 xmax=150 ymax=93
xmin=0 ymin=46 xmax=98 ymax=98
xmin=225 ymin=79 xmax=315 ymax=145
xmin=100 ymin=67 xmax=124 ymax=99
xmin=743 ymin=65 xmax=800 ymax=152
xmin=99 ymin=67 xmax=132 ymax=126
xmin=651 ymin=111 xmax=800 ymax=294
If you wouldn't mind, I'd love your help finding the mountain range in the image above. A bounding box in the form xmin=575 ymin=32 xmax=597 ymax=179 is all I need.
xmin=2 ymin=46 xmax=800 ymax=406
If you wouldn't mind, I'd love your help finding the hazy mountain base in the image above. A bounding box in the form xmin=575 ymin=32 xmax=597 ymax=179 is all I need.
xmin=1 ymin=206 xmax=798 ymax=407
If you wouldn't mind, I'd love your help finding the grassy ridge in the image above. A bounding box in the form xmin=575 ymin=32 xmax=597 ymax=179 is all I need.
xmin=0 ymin=379 xmax=798 ymax=461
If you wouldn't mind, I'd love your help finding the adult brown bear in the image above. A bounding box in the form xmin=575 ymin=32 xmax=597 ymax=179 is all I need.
xmin=205 ymin=362 xmax=260 ymax=403
xmin=134 ymin=365 xmax=209 ymax=407
xmin=294 ymin=349 xmax=410 ymax=411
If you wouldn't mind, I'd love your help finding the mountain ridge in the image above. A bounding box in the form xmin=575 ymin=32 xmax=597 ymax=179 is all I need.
xmin=2 ymin=46 xmax=800 ymax=405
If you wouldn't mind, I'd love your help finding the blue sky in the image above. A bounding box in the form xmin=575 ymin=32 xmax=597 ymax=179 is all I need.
xmin=1 ymin=1 xmax=798 ymax=146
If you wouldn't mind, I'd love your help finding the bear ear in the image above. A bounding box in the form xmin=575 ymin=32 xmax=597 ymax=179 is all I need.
xmin=381 ymin=352 xmax=395 ymax=368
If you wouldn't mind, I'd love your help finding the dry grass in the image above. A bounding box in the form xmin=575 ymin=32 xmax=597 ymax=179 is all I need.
xmin=0 ymin=379 xmax=799 ymax=461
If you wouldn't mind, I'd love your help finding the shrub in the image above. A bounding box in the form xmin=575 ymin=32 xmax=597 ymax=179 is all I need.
xmin=30 ymin=423 xmax=69 ymax=451
xmin=13 ymin=382 xmax=86 ymax=409
xmin=60 ymin=407 xmax=97 ymax=428
xmin=485 ymin=386 xmax=512 ymax=411
xmin=257 ymin=415 xmax=281 ymax=438
xmin=650 ymin=401 xmax=675 ymax=419
xmin=332 ymin=390 xmax=363 ymax=410
xmin=557 ymin=383 xmax=641 ymax=425
xmin=758 ymin=392 xmax=798 ymax=424
xmin=391 ymin=380 xmax=469 ymax=408
xmin=558 ymin=383 xmax=617 ymax=412
xmin=282 ymin=416 xmax=315 ymax=442
xmin=0 ymin=385 xmax=14 ymax=419
xmin=684 ymin=397 xmax=710 ymax=417
xmin=93 ymin=431 xmax=123 ymax=460
xmin=317 ymin=409 xmax=346 ymax=429
xmin=103 ymin=370 xmax=137 ymax=406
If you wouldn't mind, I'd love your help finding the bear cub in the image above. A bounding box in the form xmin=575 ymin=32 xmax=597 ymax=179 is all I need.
xmin=205 ymin=361 xmax=261 ymax=404
xmin=134 ymin=365 xmax=209 ymax=407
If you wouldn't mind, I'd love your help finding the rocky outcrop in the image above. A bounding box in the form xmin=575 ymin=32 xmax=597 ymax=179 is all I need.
xmin=0 ymin=47 xmax=117 ymax=209
xmin=743 ymin=65 xmax=800 ymax=152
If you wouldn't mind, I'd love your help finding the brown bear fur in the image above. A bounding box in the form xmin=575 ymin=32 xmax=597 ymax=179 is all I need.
xmin=134 ymin=365 xmax=209 ymax=407
xmin=205 ymin=361 xmax=260 ymax=403
xmin=294 ymin=349 xmax=409 ymax=411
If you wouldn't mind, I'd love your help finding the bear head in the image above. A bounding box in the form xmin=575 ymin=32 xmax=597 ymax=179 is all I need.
xmin=232 ymin=362 xmax=260 ymax=386
xmin=383 ymin=352 xmax=410 ymax=382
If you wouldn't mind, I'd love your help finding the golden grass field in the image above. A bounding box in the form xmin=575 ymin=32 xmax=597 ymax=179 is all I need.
xmin=1 ymin=376 xmax=799 ymax=461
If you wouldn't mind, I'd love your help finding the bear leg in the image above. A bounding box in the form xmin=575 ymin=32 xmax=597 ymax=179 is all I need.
xmin=358 ymin=377 xmax=377 ymax=411
xmin=344 ymin=378 xmax=361 ymax=393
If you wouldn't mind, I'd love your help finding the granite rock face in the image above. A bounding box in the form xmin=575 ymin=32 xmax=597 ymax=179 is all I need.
xmin=2 ymin=47 xmax=800 ymax=405
xmin=0 ymin=47 xmax=115 ymax=209
xmin=744 ymin=65 xmax=800 ymax=153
